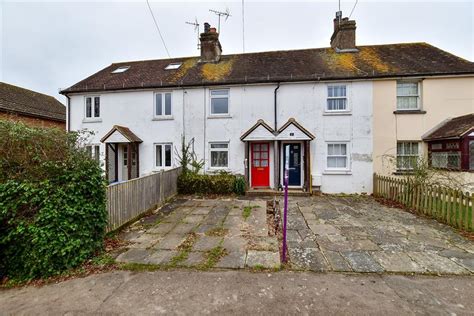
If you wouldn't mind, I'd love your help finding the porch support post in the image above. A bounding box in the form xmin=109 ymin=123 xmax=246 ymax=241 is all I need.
xmin=274 ymin=140 xmax=279 ymax=189
xmin=114 ymin=144 xmax=118 ymax=182
xmin=244 ymin=142 xmax=249 ymax=187
xmin=105 ymin=144 xmax=109 ymax=183
xmin=305 ymin=141 xmax=311 ymax=192
xmin=127 ymin=143 xmax=132 ymax=180
xmin=136 ymin=143 xmax=140 ymax=178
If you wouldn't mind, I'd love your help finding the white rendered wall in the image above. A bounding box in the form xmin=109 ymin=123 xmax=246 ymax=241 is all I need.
xmin=69 ymin=80 xmax=373 ymax=193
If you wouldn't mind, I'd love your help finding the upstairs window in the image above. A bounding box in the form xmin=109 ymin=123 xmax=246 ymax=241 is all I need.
xmin=111 ymin=66 xmax=130 ymax=73
xmin=397 ymin=142 xmax=419 ymax=170
xmin=85 ymin=96 xmax=100 ymax=118
xmin=165 ymin=62 xmax=182 ymax=70
xmin=210 ymin=89 xmax=229 ymax=115
xmin=327 ymin=143 xmax=348 ymax=169
xmin=327 ymin=85 xmax=347 ymax=111
xmin=210 ymin=142 xmax=229 ymax=168
xmin=155 ymin=92 xmax=172 ymax=117
xmin=397 ymin=81 xmax=420 ymax=110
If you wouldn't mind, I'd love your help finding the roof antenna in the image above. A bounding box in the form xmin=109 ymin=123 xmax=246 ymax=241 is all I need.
xmin=336 ymin=0 xmax=342 ymax=23
xmin=209 ymin=8 xmax=231 ymax=33
xmin=185 ymin=18 xmax=200 ymax=50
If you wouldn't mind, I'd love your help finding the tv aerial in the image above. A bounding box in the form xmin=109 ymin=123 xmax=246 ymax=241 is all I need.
xmin=209 ymin=8 xmax=231 ymax=33
xmin=185 ymin=18 xmax=200 ymax=50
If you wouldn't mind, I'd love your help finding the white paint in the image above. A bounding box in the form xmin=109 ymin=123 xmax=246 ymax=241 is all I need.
xmin=69 ymin=80 xmax=373 ymax=193
xmin=276 ymin=122 xmax=312 ymax=140
xmin=103 ymin=130 xmax=130 ymax=143
xmin=242 ymin=124 xmax=275 ymax=141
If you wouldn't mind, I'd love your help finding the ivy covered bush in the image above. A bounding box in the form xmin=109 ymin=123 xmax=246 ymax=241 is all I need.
xmin=0 ymin=121 xmax=107 ymax=281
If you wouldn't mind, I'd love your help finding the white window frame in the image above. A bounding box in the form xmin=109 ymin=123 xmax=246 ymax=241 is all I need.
xmin=85 ymin=144 xmax=100 ymax=162
xmin=396 ymin=81 xmax=421 ymax=111
xmin=84 ymin=96 xmax=101 ymax=120
xmin=396 ymin=141 xmax=420 ymax=171
xmin=209 ymin=89 xmax=230 ymax=116
xmin=154 ymin=92 xmax=173 ymax=119
xmin=209 ymin=142 xmax=229 ymax=169
xmin=154 ymin=143 xmax=173 ymax=169
xmin=326 ymin=142 xmax=350 ymax=171
xmin=326 ymin=84 xmax=348 ymax=112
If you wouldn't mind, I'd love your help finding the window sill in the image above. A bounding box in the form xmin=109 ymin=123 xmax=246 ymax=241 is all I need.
xmin=323 ymin=111 xmax=351 ymax=116
xmin=323 ymin=170 xmax=352 ymax=175
xmin=393 ymin=110 xmax=426 ymax=115
xmin=207 ymin=167 xmax=230 ymax=173
xmin=207 ymin=115 xmax=232 ymax=119
xmin=82 ymin=118 xmax=102 ymax=123
xmin=152 ymin=116 xmax=174 ymax=121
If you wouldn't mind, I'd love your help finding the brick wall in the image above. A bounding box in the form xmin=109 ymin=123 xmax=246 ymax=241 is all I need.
xmin=0 ymin=111 xmax=65 ymax=129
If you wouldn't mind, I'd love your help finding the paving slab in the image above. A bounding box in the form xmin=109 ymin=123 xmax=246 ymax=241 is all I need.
xmin=147 ymin=250 xmax=179 ymax=265
xmin=289 ymin=247 xmax=329 ymax=272
xmin=181 ymin=215 xmax=206 ymax=224
xmin=407 ymin=251 xmax=469 ymax=275
xmin=146 ymin=223 xmax=176 ymax=235
xmin=246 ymin=250 xmax=280 ymax=269
xmin=153 ymin=234 xmax=186 ymax=250
xmin=181 ymin=251 xmax=206 ymax=266
xmin=372 ymin=252 xmax=425 ymax=273
xmin=169 ymin=223 xmax=197 ymax=235
xmin=322 ymin=250 xmax=352 ymax=272
xmin=190 ymin=207 xmax=213 ymax=215
xmin=342 ymin=251 xmax=384 ymax=273
xmin=192 ymin=236 xmax=222 ymax=252
xmin=215 ymin=251 xmax=246 ymax=269
xmin=116 ymin=248 xmax=152 ymax=264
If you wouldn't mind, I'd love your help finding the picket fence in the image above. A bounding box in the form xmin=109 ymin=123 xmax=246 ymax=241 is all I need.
xmin=373 ymin=174 xmax=473 ymax=232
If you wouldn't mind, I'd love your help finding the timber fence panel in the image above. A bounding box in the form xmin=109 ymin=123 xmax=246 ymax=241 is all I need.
xmin=373 ymin=173 xmax=473 ymax=232
xmin=105 ymin=167 xmax=181 ymax=232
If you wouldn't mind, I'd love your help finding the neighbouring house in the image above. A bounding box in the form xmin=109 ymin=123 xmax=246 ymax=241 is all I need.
xmin=61 ymin=13 xmax=474 ymax=193
xmin=0 ymin=82 xmax=66 ymax=129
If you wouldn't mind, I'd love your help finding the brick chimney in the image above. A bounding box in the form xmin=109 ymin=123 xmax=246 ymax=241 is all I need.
xmin=330 ymin=13 xmax=357 ymax=52
xmin=200 ymin=22 xmax=222 ymax=62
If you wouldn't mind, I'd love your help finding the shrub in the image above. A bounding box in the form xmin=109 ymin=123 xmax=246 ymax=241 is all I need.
xmin=233 ymin=176 xmax=246 ymax=195
xmin=0 ymin=121 xmax=107 ymax=281
xmin=178 ymin=171 xmax=245 ymax=195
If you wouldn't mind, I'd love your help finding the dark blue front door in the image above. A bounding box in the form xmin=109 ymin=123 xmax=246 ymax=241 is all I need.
xmin=283 ymin=143 xmax=301 ymax=186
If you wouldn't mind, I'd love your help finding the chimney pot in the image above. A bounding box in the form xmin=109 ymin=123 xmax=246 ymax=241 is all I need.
xmin=204 ymin=22 xmax=210 ymax=33
xmin=210 ymin=27 xmax=217 ymax=33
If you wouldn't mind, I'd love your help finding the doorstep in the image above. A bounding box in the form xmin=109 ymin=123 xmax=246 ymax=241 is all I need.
xmin=246 ymin=188 xmax=311 ymax=197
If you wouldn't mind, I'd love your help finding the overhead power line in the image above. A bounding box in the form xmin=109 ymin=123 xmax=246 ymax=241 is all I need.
xmin=146 ymin=0 xmax=171 ymax=58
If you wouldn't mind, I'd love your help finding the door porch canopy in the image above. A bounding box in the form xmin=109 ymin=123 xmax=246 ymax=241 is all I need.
xmin=240 ymin=118 xmax=315 ymax=191
xmin=101 ymin=125 xmax=143 ymax=183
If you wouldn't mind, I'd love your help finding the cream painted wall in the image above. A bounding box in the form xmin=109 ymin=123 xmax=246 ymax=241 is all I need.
xmin=373 ymin=77 xmax=474 ymax=177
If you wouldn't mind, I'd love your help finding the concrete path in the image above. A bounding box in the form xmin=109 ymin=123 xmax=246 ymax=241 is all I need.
xmin=1 ymin=270 xmax=473 ymax=315
xmin=115 ymin=198 xmax=280 ymax=270
xmin=285 ymin=195 xmax=474 ymax=275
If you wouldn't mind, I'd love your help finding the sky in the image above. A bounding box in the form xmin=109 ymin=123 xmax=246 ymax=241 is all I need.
xmin=1 ymin=0 xmax=473 ymax=103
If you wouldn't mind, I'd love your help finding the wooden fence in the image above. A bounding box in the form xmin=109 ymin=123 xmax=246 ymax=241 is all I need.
xmin=373 ymin=174 xmax=473 ymax=232
xmin=106 ymin=167 xmax=181 ymax=232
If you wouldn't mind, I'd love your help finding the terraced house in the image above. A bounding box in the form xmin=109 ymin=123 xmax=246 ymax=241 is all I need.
xmin=61 ymin=14 xmax=474 ymax=193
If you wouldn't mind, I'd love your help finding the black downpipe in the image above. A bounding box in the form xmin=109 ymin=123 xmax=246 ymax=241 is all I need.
xmin=274 ymin=82 xmax=280 ymax=130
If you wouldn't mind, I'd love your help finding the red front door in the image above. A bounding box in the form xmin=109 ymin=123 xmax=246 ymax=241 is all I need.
xmin=251 ymin=142 xmax=270 ymax=187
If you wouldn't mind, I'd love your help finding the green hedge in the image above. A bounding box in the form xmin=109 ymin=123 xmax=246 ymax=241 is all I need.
xmin=178 ymin=172 xmax=246 ymax=195
xmin=0 ymin=121 xmax=107 ymax=281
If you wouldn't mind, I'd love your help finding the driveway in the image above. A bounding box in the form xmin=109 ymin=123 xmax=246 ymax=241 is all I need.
xmin=286 ymin=195 xmax=474 ymax=274
xmin=115 ymin=195 xmax=473 ymax=275
xmin=116 ymin=198 xmax=280 ymax=269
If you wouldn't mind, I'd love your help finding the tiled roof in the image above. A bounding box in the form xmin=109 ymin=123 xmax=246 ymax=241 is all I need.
xmin=423 ymin=114 xmax=474 ymax=140
xmin=0 ymin=82 xmax=66 ymax=122
xmin=61 ymin=43 xmax=474 ymax=94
